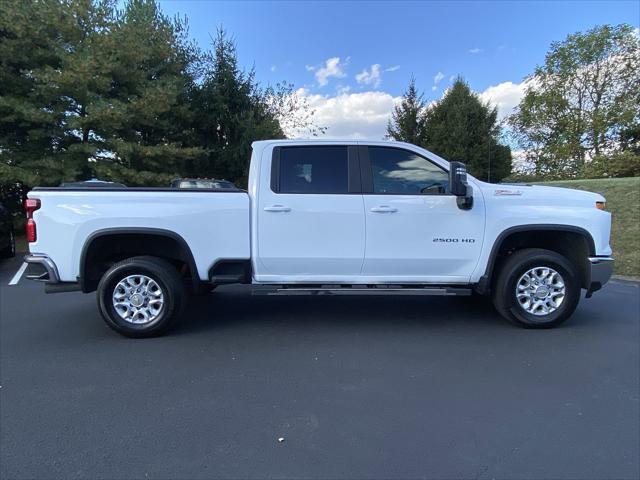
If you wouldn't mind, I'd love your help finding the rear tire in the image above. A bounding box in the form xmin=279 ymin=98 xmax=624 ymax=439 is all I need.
xmin=492 ymin=248 xmax=581 ymax=328
xmin=97 ymin=256 xmax=185 ymax=338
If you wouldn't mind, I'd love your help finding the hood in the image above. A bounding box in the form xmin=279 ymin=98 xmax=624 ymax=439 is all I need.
xmin=472 ymin=179 xmax=606 ymax=206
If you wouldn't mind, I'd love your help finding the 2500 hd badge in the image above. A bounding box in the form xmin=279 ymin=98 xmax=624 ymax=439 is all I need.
xmin=433 ymin=238 xmax=476 ymax=243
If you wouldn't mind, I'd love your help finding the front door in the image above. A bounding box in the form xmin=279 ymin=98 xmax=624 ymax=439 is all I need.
xmin=360 ymin=146 xmax=485 ymax=283
xmin=256 ymin=144 xmax=365 ymax=282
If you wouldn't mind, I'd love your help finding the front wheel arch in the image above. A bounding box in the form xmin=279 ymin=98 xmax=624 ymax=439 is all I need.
xmin=477 ymin=225 xmax=595 ymax=294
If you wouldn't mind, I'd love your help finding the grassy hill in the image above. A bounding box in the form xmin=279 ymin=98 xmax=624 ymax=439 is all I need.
xmin=536 ymin=177 xmax=639 ymax=277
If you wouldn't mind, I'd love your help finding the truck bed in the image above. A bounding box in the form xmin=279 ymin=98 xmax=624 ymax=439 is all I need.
xmin=27 ymin=188 xmax=250 ymax=282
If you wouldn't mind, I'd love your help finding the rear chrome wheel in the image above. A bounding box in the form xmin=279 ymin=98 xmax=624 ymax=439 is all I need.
xmin=113 ymin=274 xmax=165 ymax=324
xmin=97 ymin=257 xmax=185 ymax=338
xmin=515 ymin=266 xmax=566 ymax=316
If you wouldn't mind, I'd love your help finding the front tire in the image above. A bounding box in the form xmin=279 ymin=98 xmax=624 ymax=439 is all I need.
xmin=492 ymin=248 xmax=581 ymax=328
xmin=97 ymin=256 xmax=185 ymax=338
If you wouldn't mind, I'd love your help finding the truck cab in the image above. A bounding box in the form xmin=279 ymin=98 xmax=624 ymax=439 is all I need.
xmin=250 ymin=140 xmax=483 ymax=284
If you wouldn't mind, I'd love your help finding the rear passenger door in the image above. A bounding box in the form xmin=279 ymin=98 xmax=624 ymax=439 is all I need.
xmin=256 ymin=145 xmax=365 ymax=281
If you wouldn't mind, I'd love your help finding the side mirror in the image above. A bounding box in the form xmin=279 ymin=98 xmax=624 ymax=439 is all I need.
xmin=449 ymin=161 xmax=473 ymax=210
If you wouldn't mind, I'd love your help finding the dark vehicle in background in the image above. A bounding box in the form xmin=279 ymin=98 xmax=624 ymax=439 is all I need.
xmin=170 ymin=178 xmax=238 ymax=190
xmin=0 ymin=202 xmax=16 ymax=258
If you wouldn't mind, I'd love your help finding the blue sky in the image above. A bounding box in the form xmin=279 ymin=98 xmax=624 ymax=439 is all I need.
xmin=159 ymin=0 xmax=639 ymax=138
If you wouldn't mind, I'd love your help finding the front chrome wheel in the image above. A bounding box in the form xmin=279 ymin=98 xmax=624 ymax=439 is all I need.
xmin=515 ymin=266 xmax=566 ymax=316
xmin=112 ymin=274 xmax=164 ymax=324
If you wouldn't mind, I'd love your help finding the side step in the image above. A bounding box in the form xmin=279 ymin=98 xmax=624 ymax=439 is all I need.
xmin=252 ymin=285 xmax=472 ymax=296
xmin=210 ymin=273 xmax=246 ymax=285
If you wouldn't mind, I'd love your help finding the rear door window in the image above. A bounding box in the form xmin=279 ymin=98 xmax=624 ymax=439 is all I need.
xmin=278 ymin=146 xmax=349 ymax=194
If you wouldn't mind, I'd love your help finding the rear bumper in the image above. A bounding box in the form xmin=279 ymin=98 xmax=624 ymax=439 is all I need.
xmin=24 ymin=254 xmax=81 ymax=293
xmin=24 ymin=254 xmax=60 ymax=283
xmin=586 ymin=256 xmax=614 ymax=297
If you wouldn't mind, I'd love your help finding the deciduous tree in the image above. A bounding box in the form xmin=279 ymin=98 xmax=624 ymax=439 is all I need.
xmin=508 ymin=24 xmax=640 ymax=177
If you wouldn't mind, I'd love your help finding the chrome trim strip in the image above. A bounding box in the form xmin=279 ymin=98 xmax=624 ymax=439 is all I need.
xmin=588 ymin=256 xmax=614 ymax=264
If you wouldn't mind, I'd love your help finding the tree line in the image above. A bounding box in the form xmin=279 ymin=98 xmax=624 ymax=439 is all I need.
xmin=387 ymin=77 xmax=512 ymax=182
xmin=386 ymin=23 xmax=639 ymax=182
xmin=1 ymin=0 xmax=638 ymax=217
xmin=0 ymin=0 xmax=319 ymax=213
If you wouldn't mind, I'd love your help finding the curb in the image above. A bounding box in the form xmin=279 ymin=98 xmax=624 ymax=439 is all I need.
xmin=611 ymin=275 xmax=640 ymax=284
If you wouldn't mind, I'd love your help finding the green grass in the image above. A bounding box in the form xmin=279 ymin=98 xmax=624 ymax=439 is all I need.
xmin=537 ymin=177 xmax=640 ymax=277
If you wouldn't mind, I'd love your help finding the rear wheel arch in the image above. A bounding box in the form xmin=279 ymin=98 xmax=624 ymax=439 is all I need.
xmin=79 ymin=228 xmax=200 ymax=293
xmin=478 ymin=224 xmax=596 ymax=294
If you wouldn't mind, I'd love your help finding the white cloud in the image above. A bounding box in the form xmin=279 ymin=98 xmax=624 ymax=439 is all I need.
xmin=281 ymin=78 xmax=527 ymax=140
xmin=432 ymin=71 xmax=445 ymax=91
xmin=286 ymin=89 xmax=401 ymax=139
xmin=469 ymin=47 xmax=483 ymax=54
xmin=479 ymin=80 xmax=527 ymax=121
xmin=355 ymin=64 xmax=382 ymax=88
xmin=270 ymin=65 xmax=277 ymax=72
xmin=313 ymin=57 xmax=348 ymax=86
xmin=355 ymin=64 xmax=400 ymax=88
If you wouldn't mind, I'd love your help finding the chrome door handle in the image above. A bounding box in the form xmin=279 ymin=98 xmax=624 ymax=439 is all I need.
xmin=264 ymin=205 xmax=291 ymax=212
xmin=370 ymin=206 xmax=398 ymax=213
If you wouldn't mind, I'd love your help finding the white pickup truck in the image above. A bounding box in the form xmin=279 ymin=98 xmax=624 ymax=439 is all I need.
xmin=24 ymin=140 xmax=614 ymax=337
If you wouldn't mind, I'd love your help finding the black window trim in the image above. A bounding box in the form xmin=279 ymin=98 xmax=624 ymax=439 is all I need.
xmin=359 ymin=145 xmax=452 ymax=196
xmin=270 ymin=145 xmax=361 ymax=195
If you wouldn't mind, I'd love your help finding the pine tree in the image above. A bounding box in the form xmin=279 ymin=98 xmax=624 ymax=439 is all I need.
xmin=189 ymin=29 xmax=284 ymax=186
xmin=92 ymin=0 xmax=203 ymax=184
xmin=0 ymin=0 xmax=109 ymax=186
xmin=386 ymin=77 xmax=427 ymax=145
xmin=424 ymin=77 xmax=511 ymax=182
xmin=1 ymin=0 xmax=203 ymax=188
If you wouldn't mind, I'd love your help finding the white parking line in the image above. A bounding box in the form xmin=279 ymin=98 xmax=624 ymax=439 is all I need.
xmin=8 ymin=262 xmax=27 ymax=286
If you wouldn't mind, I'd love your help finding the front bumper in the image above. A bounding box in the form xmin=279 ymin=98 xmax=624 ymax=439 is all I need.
xmin=586 ymin=256 xmax=614 ymax=297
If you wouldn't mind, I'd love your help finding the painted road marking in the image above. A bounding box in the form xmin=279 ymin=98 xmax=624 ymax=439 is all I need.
xmin=8 ymin=262 xmax=27 ymax=286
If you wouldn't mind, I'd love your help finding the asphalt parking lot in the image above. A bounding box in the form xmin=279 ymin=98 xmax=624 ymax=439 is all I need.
xmin=0 ymin=254 xmax=638 ymax=480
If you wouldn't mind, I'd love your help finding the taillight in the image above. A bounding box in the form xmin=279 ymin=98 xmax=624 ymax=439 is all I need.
xmin=24 ymin=198 xmax=41 ymax=242
xmin=596 ymin=201 xmax=606 ymax=210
